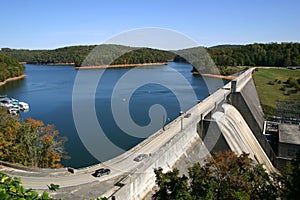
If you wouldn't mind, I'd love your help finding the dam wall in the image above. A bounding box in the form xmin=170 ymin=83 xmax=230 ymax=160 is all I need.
xmin=230 ymin=75 xmax=277 ymax=165
xmin=111 ymin=113 xmax=209 ymax=199
xmin=212 ymin=104 xmax=277 ymax=174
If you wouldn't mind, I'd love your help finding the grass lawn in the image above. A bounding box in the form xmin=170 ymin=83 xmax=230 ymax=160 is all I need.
xmin=253 ymin=68 xmax=300 ymax=118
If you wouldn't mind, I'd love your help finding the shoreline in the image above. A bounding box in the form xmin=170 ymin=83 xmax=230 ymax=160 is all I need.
xmin=200 ymin=73 xmax=235 ymax=80
xmin=75 ymin=62 xmax=168 ymax=69
xmin=0 ymin=74 xmax=26 ymax=87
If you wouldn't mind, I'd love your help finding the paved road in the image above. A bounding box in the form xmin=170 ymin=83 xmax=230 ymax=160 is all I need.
xmin=2 ymin=118 xmax=183 ymax=189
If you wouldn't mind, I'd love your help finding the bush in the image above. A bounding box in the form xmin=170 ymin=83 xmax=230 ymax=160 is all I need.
xmin=0 ymin=172 xmax=49 ymax=199
xmin=280 ymin=86 xmax=286 ymax=91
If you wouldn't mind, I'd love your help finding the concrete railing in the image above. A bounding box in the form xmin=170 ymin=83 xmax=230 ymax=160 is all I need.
xmin=111 ymin=113 xmax=206 ymax=199
xmin=0 ymin=160 xmax=70 ymax=177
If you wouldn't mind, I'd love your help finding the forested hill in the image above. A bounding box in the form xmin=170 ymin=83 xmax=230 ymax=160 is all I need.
xmin=0 ymin=54 xmax=25 ymax=82
xmin=207 ymin=42 xmax=300 ymax=67
xmin=0 ymin=46 xmax=92 ymax=65
xmin=209 ymin=44 xmax=243 ymax=49
xmin=1 ymin=42 xmax=300 ymax=68
xmin=111 ymin=48 xmax=175 ymax=65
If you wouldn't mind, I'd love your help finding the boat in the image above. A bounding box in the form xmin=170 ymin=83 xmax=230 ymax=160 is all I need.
xmin=0 ymin=95 xmax=29 ymax=114
xmin=0 ymin=98 xmax=13 ymax=108
xmin=8 ymin=107 xmax=19 ymax=115
xmin=19 ymin=102 xmax=29 ymax=110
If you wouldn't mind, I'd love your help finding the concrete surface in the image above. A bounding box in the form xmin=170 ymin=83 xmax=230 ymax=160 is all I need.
xmin=279 ymin=124 xmax=300 ymax=145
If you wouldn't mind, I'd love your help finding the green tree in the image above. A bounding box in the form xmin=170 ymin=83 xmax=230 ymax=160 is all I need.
xmin=153 ymin=151 xmax=280 ymax=200
xmin=281 ymin=151 xmax=300 ymax=199
xmin=0 ymin=54 xmax=25 ymax=82
xmin=153 ymin=168 xmax=192 ymax=200
xmin=0 ymin=172 xmax=49 ymax=199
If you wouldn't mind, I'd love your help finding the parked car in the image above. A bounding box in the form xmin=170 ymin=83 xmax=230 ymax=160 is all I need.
xmin=134 ymin=154 xmax=148 ymax=162
xmin=92 ymin=168 xmax=111 ymax=177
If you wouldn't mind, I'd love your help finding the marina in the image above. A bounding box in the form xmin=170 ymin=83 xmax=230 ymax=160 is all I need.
xmin=0 ymin=95 xmax=29 ymax=115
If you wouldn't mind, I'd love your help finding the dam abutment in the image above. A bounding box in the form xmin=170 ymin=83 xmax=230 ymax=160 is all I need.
xmin=230 ymin=77 xmax=277 ymax=166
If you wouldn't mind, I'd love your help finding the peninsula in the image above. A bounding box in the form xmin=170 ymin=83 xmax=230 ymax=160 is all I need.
xmin=0 ymin=74 xmax=26 ymax=87
xmin=0 ymin=54 xmax=25 ymax=87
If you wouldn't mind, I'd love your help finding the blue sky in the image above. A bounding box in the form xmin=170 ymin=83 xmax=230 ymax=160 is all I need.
xmin=1 ymin=0 xmax=299 ymax=49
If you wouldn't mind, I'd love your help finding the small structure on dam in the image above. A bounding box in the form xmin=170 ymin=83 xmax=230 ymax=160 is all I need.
xmin=277 ymin=124 xmax=300 ymax=169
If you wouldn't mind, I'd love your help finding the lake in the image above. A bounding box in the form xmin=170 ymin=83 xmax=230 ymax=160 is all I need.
xmin=0 ymin=62 xmax=224 ymax=168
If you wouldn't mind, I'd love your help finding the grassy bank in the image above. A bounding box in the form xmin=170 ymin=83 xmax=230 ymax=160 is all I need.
xmin=253 ymin=68 xmax=300 ymax=118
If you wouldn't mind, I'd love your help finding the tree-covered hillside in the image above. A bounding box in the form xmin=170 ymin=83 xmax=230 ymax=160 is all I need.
xmin=111 ymin=48 xmax=175 ymax=65
xmin=1 ymin=45 xmax=97 ymax=67
xmin=174 ymin=42 xmax=300 ymax=75
xmin=1 ymin=42 xmax=300 ymax=70
xmin=0 ymin=54 xmax=25 ymax=82
xmin=208 ymin=42 xmax=300 ymax=67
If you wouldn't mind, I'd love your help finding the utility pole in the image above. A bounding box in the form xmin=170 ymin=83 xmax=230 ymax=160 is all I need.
xmin=179 ymin=111 xmax=184 ymax=131
xmin=162 ymin=114 xmax=165 ymax=131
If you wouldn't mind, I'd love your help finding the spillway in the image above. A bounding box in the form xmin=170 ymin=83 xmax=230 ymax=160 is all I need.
xmin=212 ymin=104 xmax=277 ymax=174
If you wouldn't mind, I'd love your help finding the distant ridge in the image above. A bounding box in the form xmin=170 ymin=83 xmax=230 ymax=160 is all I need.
xmin=209 ymin=44 xmax=244 ymax=49
xmin=1 ymin=42 xmax=300 ymax=71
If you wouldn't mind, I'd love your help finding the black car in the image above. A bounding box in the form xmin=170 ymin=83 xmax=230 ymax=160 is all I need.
xmin=92 ymin=168 xmax=111 ymax=177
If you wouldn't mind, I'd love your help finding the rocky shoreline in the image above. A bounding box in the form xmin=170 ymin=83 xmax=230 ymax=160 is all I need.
xmin=75 ymin=62 xmax=168 ymax=69
xmin=0 ymin=74 xmax=26 ymax=87
xmin=200 ymin=73 xmax=235 ymax=80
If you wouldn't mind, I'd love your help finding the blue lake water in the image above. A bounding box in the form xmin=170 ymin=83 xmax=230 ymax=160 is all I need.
xmin=0 ymin=62 xmax=224 ymax=168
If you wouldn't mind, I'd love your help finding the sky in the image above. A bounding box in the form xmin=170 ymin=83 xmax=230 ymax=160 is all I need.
xmin=1 ymin=0 xmax=300 ymax=49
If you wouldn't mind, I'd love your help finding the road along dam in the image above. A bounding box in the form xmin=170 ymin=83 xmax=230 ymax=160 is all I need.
xmin=0 ymin=68 xmax=277 ymax=199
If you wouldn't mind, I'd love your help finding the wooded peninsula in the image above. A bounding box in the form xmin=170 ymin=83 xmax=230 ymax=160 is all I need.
xmin=1 ymin=43 xmax=299 ymax=71
xmin=0 ymin=54 xmax=25 ymax=83
xmin=0 ymin=42 xmax=299 ymax=82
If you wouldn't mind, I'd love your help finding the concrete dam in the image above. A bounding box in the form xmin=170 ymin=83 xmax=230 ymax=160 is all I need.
xmin=0 ymin=68 xmax=277 ymax=199
xmin=212 ymin=104 xmax=276 ymax=173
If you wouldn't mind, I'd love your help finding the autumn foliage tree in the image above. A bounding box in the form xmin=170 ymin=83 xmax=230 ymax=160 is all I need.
xmin=0 ymin=107 xmax=67 ymax=168
xmin=153 ymin=151 xmax=281 ymax=200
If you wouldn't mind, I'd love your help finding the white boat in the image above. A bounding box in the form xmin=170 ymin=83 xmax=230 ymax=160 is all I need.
xmin=2 ymin=103 xmax=14 ymax=108
xmin=8 ymin=107 xmax=19 ymax=115
xmin=19 ymin=102 xmax=29 ymax=110
xmin=0 ymin=96 xmax=29 ymax=113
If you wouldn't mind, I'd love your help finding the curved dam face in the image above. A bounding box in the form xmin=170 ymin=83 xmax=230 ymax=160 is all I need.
xmin=212 ymin=104 xmax=277 ymax=174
